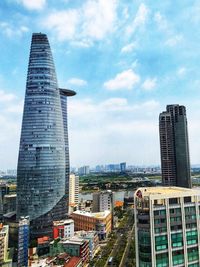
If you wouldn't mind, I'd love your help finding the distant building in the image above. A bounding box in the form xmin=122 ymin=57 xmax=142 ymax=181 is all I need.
xmin=135 ymin=187 xmax=200 ymax=267
xmin=6 ymin=169 xmax=17 ymax=176
xmin=69 ymin=174 xmax=79 ymax=214
xmin=120 ymin=162 xmax=126 ymax=172
xmin=71 ymin=210 xmax=112 ymax=240
xmin=75 ymin=231 xmax=99 ymax=259
xmin=106 ymin=164 xmax=120 ymax=172
xmin=18 ymin=216 xmax=29 ymax=267
xmin=92 ymin=191 xmax=113 ymax=212
xmin=0 ymin=224 xmax=12 ymax=266
xmin=78 ymin=166 xmax=90 ymax=176
xmin=159 ymin=105 xmax=191 ymax=188
xmin=95 ymin=165 xmax=105 ymax=173
xmin=53 ymin=219 xmax=74 ymax=239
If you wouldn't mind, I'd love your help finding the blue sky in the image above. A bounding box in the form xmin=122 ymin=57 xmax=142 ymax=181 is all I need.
xmin=1 ymin=0 xmax=200 ymax=170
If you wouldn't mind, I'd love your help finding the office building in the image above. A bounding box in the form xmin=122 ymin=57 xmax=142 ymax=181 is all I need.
xmin=134 ymin=187 xmax=200 ymax=267
xmin=18 ymin=216 xmax=29 ymax=267
xmin=16 ymin=33 xmax=76 ymax=238
xmin=53 ymin=219 xmax=74 ymax=239
xmin=78 ymin=166 xmax=90 ymax=176
xmin=159 ymin=105 xmax=191 ymax=188
xmin=69 ymin=174 xmax=79 ymax=214
xmin=71 ymin=210 xmax=112 ymax=240
xmin=92 ymin=190 xmax=113 ymax=212
xmin=120 ymin=162 xmax=126 ymax=172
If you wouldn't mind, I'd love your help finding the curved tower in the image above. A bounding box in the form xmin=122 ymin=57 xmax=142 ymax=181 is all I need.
xmin=16 ymin=33 xmax=76 ymax=238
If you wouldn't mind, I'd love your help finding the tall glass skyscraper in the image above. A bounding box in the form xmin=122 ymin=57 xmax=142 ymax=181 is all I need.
xmin=16 ymin=33 xmax=75 ymax=238
xmin=159 ymin=104 xmax=191 ymax=188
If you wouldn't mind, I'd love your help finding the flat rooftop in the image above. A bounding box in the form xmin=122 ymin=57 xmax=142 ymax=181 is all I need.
xmin=135 ymin=186 xmax=200 ymax=199
xmin=53 ymin=219 xmax=74 ymax=226
xmin=72 ymin=210 xmax=110 ymax=219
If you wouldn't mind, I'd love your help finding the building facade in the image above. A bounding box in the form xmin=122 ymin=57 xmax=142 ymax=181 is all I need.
xmin=50 ymin=237 xmax=89 ymax=265
xmin=16 ymin=33 xmax=75 ymax=238
xmin=69 ymin=174 xmax=79 ymax=214
xmin=92 ymin=191 xmax=113 ymax=212
xmin=18 ymin=216 xmax=29 ymax=267
xmin=0 ymin=224 xmax=9 ymax=265
xmin=71 ymin=210 xmax=112 ymax=240
xmin=134 ymin=187 xmax=200 ymax=267
xmin=53 ymin=219 xmax=74 ymax=239
xmin=75 ymin=231 xmax=99 ymax=259
xmin=159 ymin=104 xmax=191 ymax=188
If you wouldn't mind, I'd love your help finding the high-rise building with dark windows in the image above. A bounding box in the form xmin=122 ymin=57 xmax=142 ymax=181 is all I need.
xmin=159 ymin=104 xmax=191 ymax=188
xmin=16 ymin=33 xmax=76 ymax=238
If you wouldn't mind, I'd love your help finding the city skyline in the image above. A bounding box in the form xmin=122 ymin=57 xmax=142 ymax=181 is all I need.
xmin=1 ymin=1 xmax=200 ymax=169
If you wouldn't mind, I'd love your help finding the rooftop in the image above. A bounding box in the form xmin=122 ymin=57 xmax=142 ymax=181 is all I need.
xmin=53 ymin=219 xmax=74 ymax=226
xmin=135 ymin=186 xmax=200 ymax=199
xmin=72 ymin=210 xmax=110 ymax=219
xmin=60 ymin=236 xmax=88 ymax=245
xmin=59 ymin=88 xmax=76 ymax=97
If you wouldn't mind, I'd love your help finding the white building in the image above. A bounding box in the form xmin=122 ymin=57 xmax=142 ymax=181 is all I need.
xmin=53 ymin=219 xmax=74 ymax=239
xmin=92 ymin=190 xmax=113 ymax=212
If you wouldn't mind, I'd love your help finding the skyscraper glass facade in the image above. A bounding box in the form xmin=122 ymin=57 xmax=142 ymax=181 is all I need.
xmin=159 ymin=104 xmax=191 ymax=188
xmin=16 ymin=33 xmax=75 ymax=238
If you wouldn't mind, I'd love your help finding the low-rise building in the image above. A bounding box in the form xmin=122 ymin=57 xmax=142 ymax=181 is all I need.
xmin=71 ymin=210 xmax=112 ymax=240
xmin=53 ymin=219 xmax=74 ymax=239
xmin=50 ymin=237 xmax=89 ymax=265
xmin=75 ymin=231 xmax=99 ymax=259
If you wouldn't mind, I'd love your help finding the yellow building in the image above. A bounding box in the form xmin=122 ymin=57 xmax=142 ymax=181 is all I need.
xmin=0 ymin=224 xmax=11 ymax=266
xmin=71 ymin=210 xmax=112 ymax=240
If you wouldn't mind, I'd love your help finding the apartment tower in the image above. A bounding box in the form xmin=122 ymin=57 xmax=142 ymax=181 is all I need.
xmin=16 ymin=33 xmax=75 ymax=238
xmin=159 ymin=105 xmax=191 ymax=188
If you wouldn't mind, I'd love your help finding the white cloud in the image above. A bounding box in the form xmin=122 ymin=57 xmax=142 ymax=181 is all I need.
xmin=42 ymin=0 xmax=117 ymax=43
xmin=67 ymin=78 xmax=88 ymax=87
xmin=43 ymin=10 xmax=79 ymax=41
xmin=177 ymin=67 xmax=187 ymax=77
xmin=142 ymin=78 xmax=157 ymax=91
xmin=0 ymin=90 xmax=16 ymax=102
xmin=100 ymin=98 xmax=128 ymax=111
xmin=126 ymin=3 xmax=149 ymax=36
xmin=121 ymin=42 xmax=136 ymax=53
xmin=165 ymin=34 xmax=183 ymax=47
xmin=104 ymin=69 xmax=140 ymax=90
xmin=18 ymin=0 xmax=46 ymax=10
xmin=0 ymin=22 xmax=29 ymax=38
xmin=154 ymin=12 xmax=168 ymax=31
xmin=68 ymin=97 xmax=161 ymax=166
xmin=81 ymin=0 xmax=117 ymax=40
